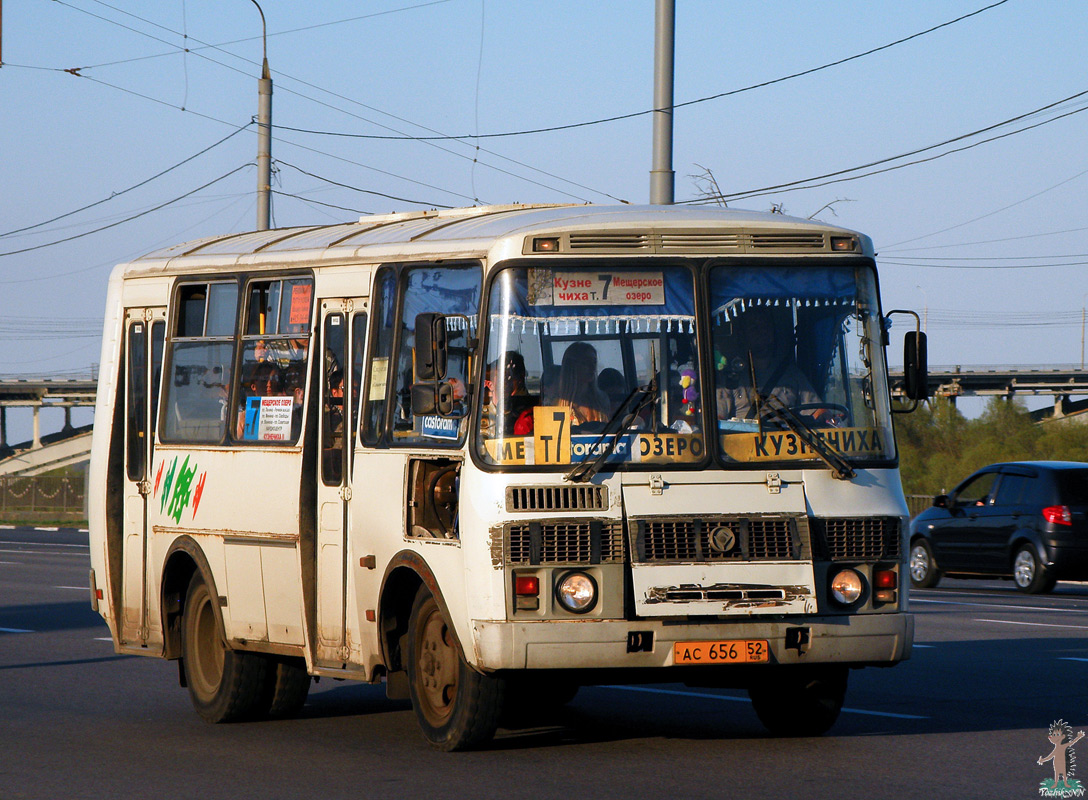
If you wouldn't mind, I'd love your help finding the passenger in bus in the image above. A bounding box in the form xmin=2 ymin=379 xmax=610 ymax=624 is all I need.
xmin=715 ymin=307 xmax=819 ymax=422
xmin=555 ymin=341 xmax=610 ymax=427
xmin=236 ymin=361 xmax=284 ymax=438
xmin=499 ymin=351 xmax=536 ymax=435
xmin=596 ymin=367 xmax=628 ymax=413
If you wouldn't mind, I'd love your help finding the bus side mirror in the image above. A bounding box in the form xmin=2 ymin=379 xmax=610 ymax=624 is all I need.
xmin=415 ymin=313 xmax=447 ymax=381
xmin=903 ymin=330 xmax=928 ymax=401
xmin=411 ymin=381 xmax=455 ymax=416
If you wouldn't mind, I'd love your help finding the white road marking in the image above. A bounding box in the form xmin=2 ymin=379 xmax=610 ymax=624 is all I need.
xmin=603 ymin=685 xmax=929 ymax=720
xmin=56 ymin=586 xmax=89 ymax=591
xmin=0 ymin=540 xmax=89 ymax=549
xmin=0 ymin=627 xmax=34 ymax=634
xmin=1060 ymin=657 xmax=1088 ymax=662
xmin=976 ymin=618 xmax=1088 ymax=630
xmin=913 ymin=598 xmax=1086 ymax=614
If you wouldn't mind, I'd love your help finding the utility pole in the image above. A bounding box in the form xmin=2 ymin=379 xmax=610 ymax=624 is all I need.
xmin=252 ymin=0 xmax=272 ymax=231
xmin=649 ymin=0 xmax=675 ymax=205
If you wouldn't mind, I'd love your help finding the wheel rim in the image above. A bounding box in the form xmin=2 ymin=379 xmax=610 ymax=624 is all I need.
xmin=188 ymin=588 xmax=224 ymax=700
xmin=415 ymin=604 xmax=459 ymax=727
xmin=1013 ymin=549 xmax=1036 ymax=588
xmin=909 ymin=544 xmax=930 ymax=582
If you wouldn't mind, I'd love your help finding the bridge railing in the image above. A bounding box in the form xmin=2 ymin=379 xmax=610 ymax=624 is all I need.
xmin=0 ymin=475 xmax=86 ymax=525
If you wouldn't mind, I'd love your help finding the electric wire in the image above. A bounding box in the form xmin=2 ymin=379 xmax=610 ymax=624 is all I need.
xmin=56 ymin=1 xmax=618 ymax=203
xmin=0 ymin=165 xmax=253 ymax=258
xmin=0 ymin=122 xmax=252 ymax=239
xmin=274 ymin=0 xmax=1013 ymax=141
xmin=679 ymin=90 xmax=1088 ymax=204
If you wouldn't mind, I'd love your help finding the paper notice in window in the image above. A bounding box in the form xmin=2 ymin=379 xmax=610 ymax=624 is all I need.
xmin=257 ymin=397 xmax=293 ymax=441
xmin=288 ymin=284 xmax=313 ymax=326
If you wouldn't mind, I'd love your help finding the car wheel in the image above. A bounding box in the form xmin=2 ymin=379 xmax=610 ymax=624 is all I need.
xmin=1012 ymin=545 xmax=1056 ymax=594
xmin=909 ymin=539 xmax=942 ymax=588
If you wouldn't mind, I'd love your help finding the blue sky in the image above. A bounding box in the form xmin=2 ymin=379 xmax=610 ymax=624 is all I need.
xmin=2 ymin=0 xmax=1086 ymax=391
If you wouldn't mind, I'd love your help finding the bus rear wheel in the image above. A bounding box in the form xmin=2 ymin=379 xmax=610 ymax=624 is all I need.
xmin=266 ymin=657 xmax=311 ymax=718
xmin=747 ymin=666 xmax=848 ymax=737
xmin=406 ymin=590 xmax=505 ymax=751
xmin=181 ymin=572 xmax=271 ymax=723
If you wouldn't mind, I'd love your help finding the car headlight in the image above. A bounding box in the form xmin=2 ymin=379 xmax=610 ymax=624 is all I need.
xmin=555 ymin=571 xmax=598 ymax=614
xmin=830 ymin=569 xmax=864 ymax=605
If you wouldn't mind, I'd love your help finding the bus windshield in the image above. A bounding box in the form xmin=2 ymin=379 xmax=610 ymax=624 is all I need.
xmin=475 ymin=264 xmax=705 ymax=469
xmin=709 ymin=263 xmax=895 ymax=466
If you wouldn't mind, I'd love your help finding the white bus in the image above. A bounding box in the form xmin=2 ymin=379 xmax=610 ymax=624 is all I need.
xmin=88 ymin=203 xmax=927 ymax=750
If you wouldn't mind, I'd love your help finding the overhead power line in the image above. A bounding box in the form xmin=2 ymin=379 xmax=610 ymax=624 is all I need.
xmin=0 ymin=122 xmax=252 ymax=239
xmin=0 ymin=164 xmax=253 ymax=258
xmin=681 ymin=89 xmax=1088 ymax=204
xmin=273 ymin=0 xmax=1012 ymax=142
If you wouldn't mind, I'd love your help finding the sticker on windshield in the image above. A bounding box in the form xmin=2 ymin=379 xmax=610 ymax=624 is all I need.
xmin=720 ymin=426 xmax=886 ymax=462
xmin=530 ymin=271 xmax=665 ymax=307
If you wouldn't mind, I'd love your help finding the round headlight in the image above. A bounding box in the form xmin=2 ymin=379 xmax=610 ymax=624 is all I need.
xmin=555 ymin=571 xmax=598 ymax=614
xmin=830 ymin=569 xmax=864 ymax=605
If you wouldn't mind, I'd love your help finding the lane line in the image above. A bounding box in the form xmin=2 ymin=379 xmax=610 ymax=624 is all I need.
xmin=1060 ymin=657 xmax=1088 ymax=662
xmin=0 ymin=627 xmax=34 ymax=634
xmin=913 ymin=598 xmax=1087 ymax=614
xmin=602 ymin=684 xmax=929 ymax=720
xmin=0 ymin=549 xmax=88 ymax=557
xmin=976 ymin=618 xmax=1088 ymax=630
xmin=0 ymin=540 xmax=89 ymax=549
xmin=56 ymin=586 xmax=89 ymax=591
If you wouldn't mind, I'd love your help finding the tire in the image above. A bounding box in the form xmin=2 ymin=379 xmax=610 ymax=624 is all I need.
xmin=266 ymin=657 xmax=311 ymax=719
xmin=909 ymin=539 xmax=942 ymax=589
xmin=748 ymin=666 xmax=848 ymax=737
xmin=181 ymin=572 xmax=272 ymax=723
xmin=502 ymin=676 xmax=579 ymax=726
xmin=1012 ymin=545 xmax=1056 ymax=594
xmin=406 ymin=590 xmax=505 ymax=751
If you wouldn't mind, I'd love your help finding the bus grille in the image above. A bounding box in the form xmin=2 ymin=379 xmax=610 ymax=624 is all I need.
xmin=812 ymin=517 xmax=901 ymax=561
xmin=631 ymin=516 xmax=804 ymax=563
xmin=505 ymin=521 xmax=625 ymax=565
xmin=506 ymin=485 xmax=608 ymax=512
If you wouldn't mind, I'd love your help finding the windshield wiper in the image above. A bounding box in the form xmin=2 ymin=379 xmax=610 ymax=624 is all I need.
xmin=566 ymin=378 xmax=658 ymax=483
xmin=759 ymin=394 xmax=856 ymax=480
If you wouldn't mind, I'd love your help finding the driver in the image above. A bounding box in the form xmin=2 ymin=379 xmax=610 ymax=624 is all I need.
xmin=715 ymin=306 xmax=822 ymax=422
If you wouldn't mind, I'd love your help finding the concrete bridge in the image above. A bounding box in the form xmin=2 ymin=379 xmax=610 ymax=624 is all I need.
xmin=0 ymin=379 xmax=96 ymax=477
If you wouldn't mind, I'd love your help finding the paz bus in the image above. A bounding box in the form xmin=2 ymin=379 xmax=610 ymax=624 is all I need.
xmin=87 ymin=203 xmax=927 ymax=750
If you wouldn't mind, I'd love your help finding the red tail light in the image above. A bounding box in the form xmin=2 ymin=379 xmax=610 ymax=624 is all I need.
xmin=1042 ymin=505 xmax=1073 ymax=526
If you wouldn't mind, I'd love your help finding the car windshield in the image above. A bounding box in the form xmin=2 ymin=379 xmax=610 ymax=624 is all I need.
xmin=708 ymin=264 xmax=896 ymax=466
xmin=475 ymin=264 xmax=704 ymax=469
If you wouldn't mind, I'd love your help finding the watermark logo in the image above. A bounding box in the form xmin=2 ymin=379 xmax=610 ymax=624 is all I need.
xmin=1038 ymin=719 xmax=1085 ymax=797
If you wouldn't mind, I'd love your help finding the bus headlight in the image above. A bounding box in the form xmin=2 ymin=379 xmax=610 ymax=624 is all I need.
xmin=830 ymin=569 xmax=863 ymax=605
xmin=555 ymin=571 xmax=598 ymax=614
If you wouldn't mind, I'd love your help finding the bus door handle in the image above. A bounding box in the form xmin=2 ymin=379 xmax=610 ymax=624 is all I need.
xmin=339 ymin=486 xmax=352 ymax=502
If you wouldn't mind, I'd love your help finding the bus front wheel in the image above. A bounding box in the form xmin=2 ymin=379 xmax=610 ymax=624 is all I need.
xmin=406 ymin=590 xmax=505 ymax=751
xmin=747 ymin=666 xmax=848 ymax=737
xmin=181 ymin=572 xmax=271 ymax=723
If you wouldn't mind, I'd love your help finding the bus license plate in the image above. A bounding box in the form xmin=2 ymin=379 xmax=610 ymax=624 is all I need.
xmin=673 ymin=639 xmax=769 ymax=665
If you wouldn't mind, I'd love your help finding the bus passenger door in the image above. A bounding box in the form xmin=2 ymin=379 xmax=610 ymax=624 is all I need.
xmin=315 ymin=298 xmax=367 ymax=665
xmin=120 ymin=308 xmax=166 ymax=648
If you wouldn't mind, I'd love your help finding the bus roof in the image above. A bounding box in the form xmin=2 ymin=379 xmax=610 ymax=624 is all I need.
xmin=117 ymin=203 xmax=874 ymax=277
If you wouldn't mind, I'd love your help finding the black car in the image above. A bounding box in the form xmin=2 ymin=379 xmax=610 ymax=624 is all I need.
xmin=909 ymin=461 xmax=1088 ymax=593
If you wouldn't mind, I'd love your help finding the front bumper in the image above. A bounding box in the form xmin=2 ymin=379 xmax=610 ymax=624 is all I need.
xmin=471 ymin=611 xmax=913 ymax=671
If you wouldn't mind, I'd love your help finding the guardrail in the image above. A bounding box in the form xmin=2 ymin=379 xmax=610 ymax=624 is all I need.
xmin=0 ymin=475 xmax=86 ymax=524
xmin=905 ymin=494 xmax=933 ymax=518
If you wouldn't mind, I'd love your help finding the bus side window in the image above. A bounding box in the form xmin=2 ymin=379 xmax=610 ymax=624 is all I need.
xmin=390 ymin=264 xmax=480 ymax=445
xmin=161 ymin=282 xmax=239 ymax=444
xmin=362 ymin=268 xmax=397 ymax=446
xmin=234 ymin=277 xmax=313 ymax=444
